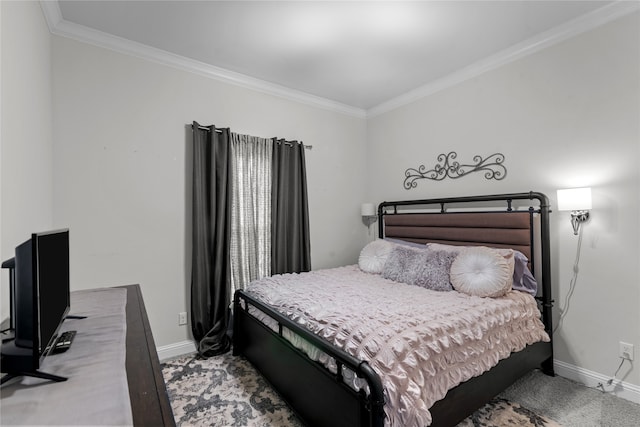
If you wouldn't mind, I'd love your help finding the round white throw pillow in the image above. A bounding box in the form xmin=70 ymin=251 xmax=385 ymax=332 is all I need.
xmin=450 ymin=246 xmax=512 ymax=297
xmin=358 ymin=240 xmax=394 ymax=274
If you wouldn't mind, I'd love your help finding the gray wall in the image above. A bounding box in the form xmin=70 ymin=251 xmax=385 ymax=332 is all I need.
xmin=366 ymin=12 xmax=640 ymax=389
xmin=51 ymin=36 xmax=368 ymax=348
xmin=1 ymin=1 xmax=54 ymax=319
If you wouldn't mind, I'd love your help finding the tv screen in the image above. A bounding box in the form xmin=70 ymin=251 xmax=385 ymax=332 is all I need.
xmin=14 ymin=229 xmax=70 ymax=361
xmin=13 ymin=238 xmax=35 ymax=350
xmin=1 ymin=229 xmax=71 ymax=384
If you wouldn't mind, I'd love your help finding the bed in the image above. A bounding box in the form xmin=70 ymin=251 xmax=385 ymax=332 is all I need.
xmin=233 ymin=192 xmax=554 ymax=427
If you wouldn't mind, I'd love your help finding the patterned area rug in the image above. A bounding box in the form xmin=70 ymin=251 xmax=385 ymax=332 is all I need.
xmin=162 ymin=352 xmax=561 ymax=427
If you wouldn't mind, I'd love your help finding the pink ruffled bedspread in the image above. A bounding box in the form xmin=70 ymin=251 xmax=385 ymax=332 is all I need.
xmin=244 ymin=265 xmax=549 ymax=426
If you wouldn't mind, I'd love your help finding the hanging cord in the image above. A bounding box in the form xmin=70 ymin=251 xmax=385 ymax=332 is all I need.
xmin=597 ymin=357 xmax=629 ymax=392
xmin=553 ymin=223 xmax=584 ymax=334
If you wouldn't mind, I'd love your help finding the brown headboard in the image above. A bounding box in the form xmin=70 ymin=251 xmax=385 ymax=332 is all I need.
xmin=378 ymin=192 xmax=553 ymax=335
xmin=383 ymin=211 xmax=534 ymax=262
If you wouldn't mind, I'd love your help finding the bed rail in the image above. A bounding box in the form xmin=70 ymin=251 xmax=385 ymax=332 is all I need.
xmin=233 ymin=289 xmax=385 ymax=427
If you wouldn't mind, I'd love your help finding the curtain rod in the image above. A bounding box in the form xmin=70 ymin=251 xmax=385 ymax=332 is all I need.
xmin=191 ymin=124 xmax=312 ymax=149
xmin=275 ymin=140 xmax=313 ymax=150
xmin=195 ymin=125 xmax=222 ymax=133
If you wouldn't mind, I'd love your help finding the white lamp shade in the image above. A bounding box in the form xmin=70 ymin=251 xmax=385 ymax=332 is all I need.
xmin=557 ymin=187 xmax=592 ymax=211
xmin=361 ymin=203 xmax=376 ymax=216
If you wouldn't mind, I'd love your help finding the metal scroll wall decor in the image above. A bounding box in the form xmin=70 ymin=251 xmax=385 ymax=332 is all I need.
xmin=404 ymin=152 xmax=507 ymax=190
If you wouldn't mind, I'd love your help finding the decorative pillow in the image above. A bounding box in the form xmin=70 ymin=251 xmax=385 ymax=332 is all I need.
xmin=358 ymin=240 xmax=395 ymax=274
xmin=512 ymin=251 xmax=537 ymax=295
xmin=449 ymin=247 xmax=514 ymax=297
xmin=384 ymin=237 xmax=428 ymax=249
xmin=427 ymin=242 xmax=466 ymax=254
xmin=429 ymin=243 xmax=536 ymax=295
xmin=382 ymin=246 xmax=455 ymax=291
xmin=429 ymin=242 xmax=514 ymax=259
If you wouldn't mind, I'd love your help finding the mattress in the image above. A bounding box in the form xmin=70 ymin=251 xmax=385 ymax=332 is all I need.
xmin=243 ymin=265 xmax=549 ymax=426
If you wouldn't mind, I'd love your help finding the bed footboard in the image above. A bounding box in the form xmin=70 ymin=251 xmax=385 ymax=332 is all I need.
xmin=233 ymin=289 xmax=385 ymax=427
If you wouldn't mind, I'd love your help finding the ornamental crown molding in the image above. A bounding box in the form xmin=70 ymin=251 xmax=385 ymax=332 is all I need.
xmin=367 ymin=1 xmax=640 ymax=117
xmin=37 ymin=0 xmax=366 ymax=118
xmin=40 ymin=1 xmax=639 ymax=119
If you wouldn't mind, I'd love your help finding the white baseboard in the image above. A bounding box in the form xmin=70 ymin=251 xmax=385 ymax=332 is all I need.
xmin=157 ymin=340 xmax=196 ymax=362
xmin=554 ymin=359 xmax=640 ymax=404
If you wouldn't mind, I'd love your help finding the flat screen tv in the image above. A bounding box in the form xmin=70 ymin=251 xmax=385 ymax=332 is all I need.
xmin=1 ymin=229 xmax=70 ymax=385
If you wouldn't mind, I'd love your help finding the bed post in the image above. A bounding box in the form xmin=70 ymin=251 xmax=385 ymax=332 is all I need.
xmin=232 ymin=291 xmax=243 ymax=356
xmin=529 ymin=191 xmax=555 ymax=376
xmin=377 ymin=204 xmax=385 ymax=238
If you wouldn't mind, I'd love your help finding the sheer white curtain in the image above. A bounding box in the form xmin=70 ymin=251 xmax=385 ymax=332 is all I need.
xmin=229 ymin=133 xmax=273 ymax=295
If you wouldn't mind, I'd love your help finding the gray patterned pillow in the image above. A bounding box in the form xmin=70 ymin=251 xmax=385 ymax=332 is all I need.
xmin=382 ymin=246 xmax=455 ymax=291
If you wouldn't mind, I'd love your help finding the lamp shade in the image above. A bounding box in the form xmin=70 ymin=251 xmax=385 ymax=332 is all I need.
xmin=361 ymin=203 xmax=376 ymax=217
xmin=557 ymin=187 xmax=592 ymax=211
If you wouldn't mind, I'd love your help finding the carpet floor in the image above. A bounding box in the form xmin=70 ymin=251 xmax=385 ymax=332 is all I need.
xmin=500 ymin=369 xmax=640 ymax=427
xmin=162 ymin=352 xmax=562 ymax=427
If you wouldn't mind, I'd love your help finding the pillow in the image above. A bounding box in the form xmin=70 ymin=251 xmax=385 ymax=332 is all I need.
xmin=449 ymin=247 xmax=514 ymax=297
xmin=358 ymin=240 xmax=395 ymax=274
xmin=429 ymin=242 xmax=515 ymax=258
xmin=428 ymin=243 xmax=537 ymax=295
xmin=427 ymin=242 xmax=466 ymax=254
xmin=382 ymin=246 xmax=455 ymax=291
xmin=513 ymin=251 xmax=538 ymax=296
xmin=384 ymin=237 xmax=428 ymax=249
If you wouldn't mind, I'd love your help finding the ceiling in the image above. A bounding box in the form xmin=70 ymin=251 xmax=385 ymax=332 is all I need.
xmin=50 ymin=1 xmax=635 ymax=115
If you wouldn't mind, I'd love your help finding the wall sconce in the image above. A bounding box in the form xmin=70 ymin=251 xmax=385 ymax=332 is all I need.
xmin=361 ymin=203 xmax=377 ymax=229
xmin=557 ymin=187 xmax=592 ymax=235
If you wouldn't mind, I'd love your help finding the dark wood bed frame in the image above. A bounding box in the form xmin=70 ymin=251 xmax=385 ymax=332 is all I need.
xmin=233 ymin=192 xmax=554 ymax=427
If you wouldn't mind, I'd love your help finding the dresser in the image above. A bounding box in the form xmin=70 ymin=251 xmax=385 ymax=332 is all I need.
xmin=0 ymin=285 xmax=175 ymax=426
xmin=121 ymin=284 xmax=175 ymax=426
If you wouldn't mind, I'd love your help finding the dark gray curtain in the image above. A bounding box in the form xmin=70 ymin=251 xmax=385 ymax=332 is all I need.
xmin=271 ymin=139 xmax=311 ymax=274
xmin=191 ymin=122 xmax=232 ymax=356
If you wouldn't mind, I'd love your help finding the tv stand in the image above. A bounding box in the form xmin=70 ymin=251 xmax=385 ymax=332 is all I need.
xmin=1 ymin=285 xmax=174 ymax=426
xmin=0 ymin=340 xmax=68 ymax=385
xmin=0 ymin=370 xmax=66 ymax=386
xmin=1 ymin=330 xmax=15 ymax=344
xmin=65 ymin=315 xmax=86 ymax=320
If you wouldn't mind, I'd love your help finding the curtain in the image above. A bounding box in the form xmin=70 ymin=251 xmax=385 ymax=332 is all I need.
xmin=271 ymin=139 xmax=311 ymax=274
xmin=190 ymin=122 xmax=232 ymax=356
xmin=190 ymin=126 xmax=311 ymax=356
xmin=229 ymin=133 xmax=273 ymax=295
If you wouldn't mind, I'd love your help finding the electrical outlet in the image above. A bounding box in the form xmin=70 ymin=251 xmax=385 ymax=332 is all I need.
xmin=619 ymin=341 xmax=634 ymax=361
xmin=178 ymin=312 xmax=188 ymax=326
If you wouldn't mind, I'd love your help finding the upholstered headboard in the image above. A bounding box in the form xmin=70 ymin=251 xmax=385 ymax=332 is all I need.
xmin=382 ymin=211 xmax=534 ymax=262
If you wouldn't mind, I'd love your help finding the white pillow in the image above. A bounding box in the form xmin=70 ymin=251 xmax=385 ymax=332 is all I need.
xmin=450 ymin=246 xmax=514 ymax=297
xmin=358 ymin=240 xmax=394 ymax=274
